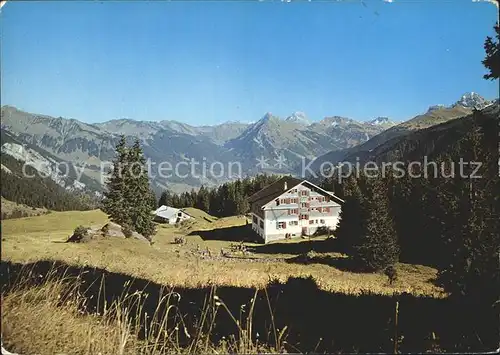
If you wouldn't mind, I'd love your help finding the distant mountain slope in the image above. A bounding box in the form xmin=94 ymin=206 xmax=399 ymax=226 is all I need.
xmin=356 ymin=103 xmax=499 ymax=165
xmin=308 ymin=93 xmax=493 ymax=175
xmin=2 ymin=92 xmax=490 ymax=192
xmin=0 ymin=132 xmax=96 ymax=211
xmin=225 ymin=113 xmax=390 ymax=174
xmin=1 ymin=106 xmax=241 ymax=192
xmin=95 ymin=119 xmax=249 ymax=145
xmin=1 ymin=106 xmax=389 ymax=192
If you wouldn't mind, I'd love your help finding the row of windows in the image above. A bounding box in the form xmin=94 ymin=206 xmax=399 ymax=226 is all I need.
xmin=252 ymin=215 xmax=264 ymax=229
xmin=276 ymin=219 xmax=325 ymax=229
xmin=276 ymin=196 xmax=330 ymax=205
xmin=288 ymin=207 xmax=331 ymax=215
xmin=309 ymin=219 xmax=326 ymax=225
xmin=276 ymin=198 xmax=299 ymax=205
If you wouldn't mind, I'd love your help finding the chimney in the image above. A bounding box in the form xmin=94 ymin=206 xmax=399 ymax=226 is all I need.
xmin=284 ymin=181 xmax=288 ymax=191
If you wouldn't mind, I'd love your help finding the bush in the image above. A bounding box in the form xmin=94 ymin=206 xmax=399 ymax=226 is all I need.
xmin=314 ymin=226 xmax=331 ymax=236
xmin=67 ymin=225 xmax=90 ymax=243
xmin=74 ymin=225 xmax=89 ymax=237
xmin=172 ymin=236 xmax=186 ymax=245
xmin=121 ymin=225 xmax=134 ymax=238
xmin=384 ymin=265 xmax=398 ymax=285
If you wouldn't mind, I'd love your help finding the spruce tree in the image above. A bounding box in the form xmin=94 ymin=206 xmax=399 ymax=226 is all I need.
xmin=353 ymin=176 xmax=399 ymax=271
xmin=335 ymin=174 xmax=368 ymax=255
xmin=438 ymin=113 xmax=500 ymax=304
xmin=124 ymin=139 xmax=156 ymax=238
xmin=482 ymin=22 xmax=499 ymax=80
xmin=102 ymin=137 xmax=156 ymax=239
xmin=158 ymin=190 xmax=173 ymax=207
xmin=196 ymin=185 xmax=210 ymax=212
xmin=102 ymin=135 xmax=131 ymax=226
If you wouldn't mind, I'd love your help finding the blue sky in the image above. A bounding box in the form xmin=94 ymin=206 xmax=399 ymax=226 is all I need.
xmin=1 ymin=0 xmax=498 ymax=125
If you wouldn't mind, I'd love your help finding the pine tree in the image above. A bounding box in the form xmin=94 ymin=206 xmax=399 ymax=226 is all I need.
xmin=158 ymin=190 xmax=173 ymax=207
xmin=196 ymin=185 xmax=210 ymax=212
xmin=482 ymin=22 xmax=499 ymax=80
xmin=353 ymin=176 xmax=399 ymax=271
xmin=335 ymin=175 xmax=368 ymax=255
xmin=102 ymin=135 xmax=131 ymax=226
xmin=102 ymin=137 xmax=156 ymax=239
xmin=438 ymin=112 xmax=500 ymax=304
xmin=124 ymin=139 xmax=156 ymax=238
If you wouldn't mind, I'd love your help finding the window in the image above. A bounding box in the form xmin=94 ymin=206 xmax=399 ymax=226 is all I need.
xmin=259 ymin=220 xmax=264 ymax=229
xmin=320 ymin=219 xmax=325 ymax=224
xmin=277 ymin=221 xmax=286 ymax=229
xmin=317 ymin=196 xmax=325 ymax=202
xmin=300 ymin=190 xmax=309 ymax=196
xmin=325 ymin=196 xmax=330 ymax=202
xmin=252 ymin=216 xmax=258 ymax=224
xmin=300 ymin=214 xmax=309 ymax=220
xmin=301 ymin=202 xmax=309 ymax=208
xmin=276 ymin=198 xmax=280 ymax=206
xmin=309 ymin=220 xmax=314 ymax=225
xmin=290 ymin=220 xmax=299 ymax=226
xmin=288 ymin=209 xmax=299 ymax=215
xmin=315 ymin=219 xmax=318 ymax=224
xmin=323 ymin=207 xmax=331 ymax=213
xmin=285 ymin=198 xmax=290 ymax=204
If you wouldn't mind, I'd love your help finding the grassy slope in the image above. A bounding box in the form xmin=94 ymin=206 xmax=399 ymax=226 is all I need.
xmin=1 ymin=209 xmax=445 ymax=297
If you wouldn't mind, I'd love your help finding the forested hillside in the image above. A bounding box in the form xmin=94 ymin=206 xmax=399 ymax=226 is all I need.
xmin=1 ymin=153 xmax=96 ymax=211
xmin=332 ymin=104 xmax=499 ymax=305
xmin=158 ymin=174 xmax=282 ymax=217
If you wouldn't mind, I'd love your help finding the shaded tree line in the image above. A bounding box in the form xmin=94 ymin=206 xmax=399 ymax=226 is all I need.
xmin=158 ymin=174 xmax=281 ymax=217
xmin=332 ymin=108 xmax=499 ymax=305
xmin=0 ymin=154 xmax=96 ymax=211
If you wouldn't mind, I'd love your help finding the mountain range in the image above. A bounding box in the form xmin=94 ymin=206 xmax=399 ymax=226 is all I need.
xmin=0 ymin=92 xmax=494 ymax=194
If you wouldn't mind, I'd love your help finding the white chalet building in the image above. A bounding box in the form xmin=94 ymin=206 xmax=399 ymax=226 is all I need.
xmin=248 ymin=177 xmax=344 ymax=243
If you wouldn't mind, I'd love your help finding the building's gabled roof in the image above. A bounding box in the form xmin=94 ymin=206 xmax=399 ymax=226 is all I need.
xmin=248 ymin=176 xmax=344 ymax=210
xmin=248 ymin=176 xmax=303 ymax=205
xmin=153 ymin=205 xmax=191 ymax=220
xmin=154 ymin=206 xmax=180 ymax=220
xmin=300 ymin=181 xmax=344 ymax=204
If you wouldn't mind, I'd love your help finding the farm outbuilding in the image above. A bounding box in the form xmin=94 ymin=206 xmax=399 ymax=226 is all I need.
xmin=153 ymin=205 xmax=192 ymax=224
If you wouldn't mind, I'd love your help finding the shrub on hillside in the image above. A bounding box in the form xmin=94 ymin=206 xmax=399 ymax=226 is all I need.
xmin=172 ymin=236 xmax=186 ymax=245
xmin=121 ymin=224 xmax=134 ymax=238
xmin=384 ymin=265 xmax=398 ymax=285
xmin=66 ymin=225 xmax=90 ymax=243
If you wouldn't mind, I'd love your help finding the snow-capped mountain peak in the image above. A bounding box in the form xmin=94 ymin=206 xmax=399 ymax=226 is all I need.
xmin=454 ymin=92 xmax=491 ymax=110
xmin=369 ymin=116 xmax=394 ymax=126
xmin=285 ymin=112 xmax=310 ymax=125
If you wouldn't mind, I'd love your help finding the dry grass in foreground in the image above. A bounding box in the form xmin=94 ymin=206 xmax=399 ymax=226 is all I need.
xmin=2 ymin=265 xmax=285 ymax=355
xmin=1 ymin=209 xmax=446 ymax=298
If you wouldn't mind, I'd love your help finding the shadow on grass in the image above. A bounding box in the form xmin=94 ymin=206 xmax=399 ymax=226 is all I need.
xmin=188 ymin=224 xmax=260 ymax=243
xmin=284 ymin=253 xmax=363 ymax=272
xmin=247 ymin=236 xmax=342 ymax=256
xmin=1 ymin=260 xmax=497 ymax=353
